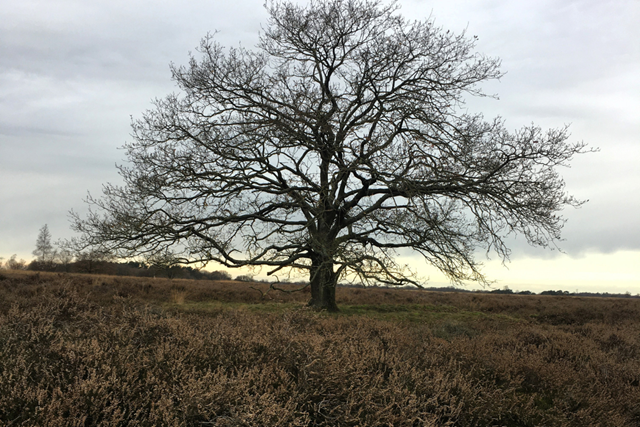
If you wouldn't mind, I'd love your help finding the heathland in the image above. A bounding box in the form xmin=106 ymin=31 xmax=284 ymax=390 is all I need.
xmin=1 ymin=270 xmax=639 ymax=426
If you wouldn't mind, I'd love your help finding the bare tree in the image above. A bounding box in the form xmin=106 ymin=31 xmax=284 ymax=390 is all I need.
xmin=32 ymin=224 xmax=56 ymax=267
xmin=71 ymin=0 xmax=589 ymax=311
xmin=74 ymin=248 xmax=114 ymax=275
xmin=146 ymin=249 xmax=183 ymax=279
xmin=5 ymin=254 xmax=27 ymax=271
xmin=54 ymin=247 xmax=75 ymax=272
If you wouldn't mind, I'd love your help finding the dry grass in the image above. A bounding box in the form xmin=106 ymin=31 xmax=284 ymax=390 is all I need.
xmin=1 ymin=271 xmax=639 ymax=426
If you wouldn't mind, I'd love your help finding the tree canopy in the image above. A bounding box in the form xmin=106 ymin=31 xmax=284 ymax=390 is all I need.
xmin=72 ymin=0 xmax=588 ymax=311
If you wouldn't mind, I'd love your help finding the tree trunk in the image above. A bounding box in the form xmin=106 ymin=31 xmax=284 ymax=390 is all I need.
xmin=308 ymin=256 xmax=339 ymax=312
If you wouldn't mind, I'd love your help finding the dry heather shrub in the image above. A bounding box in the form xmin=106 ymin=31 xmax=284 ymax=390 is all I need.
xmin=170 ymin=289 xmax=188 ymax=305
xmin=1 ymin=272 xmax=640 ymax=426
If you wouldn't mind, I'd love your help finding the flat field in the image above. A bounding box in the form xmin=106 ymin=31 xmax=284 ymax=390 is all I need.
xmin=1 ymin=271 xmax=639 ymax=426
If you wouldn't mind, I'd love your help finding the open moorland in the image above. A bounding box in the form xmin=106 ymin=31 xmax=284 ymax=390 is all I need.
xmin=1 ymin=270 xmax=639 ymax=426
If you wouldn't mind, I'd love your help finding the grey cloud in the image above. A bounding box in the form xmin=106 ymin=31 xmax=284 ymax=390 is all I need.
xmin=1 ymin=0 xmax=638 ymax=269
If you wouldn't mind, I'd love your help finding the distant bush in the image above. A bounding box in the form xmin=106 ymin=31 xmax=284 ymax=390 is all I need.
xmin=207 ymin=270 xmax=232 ymax=281
xmin=541 ymin=290 xmax=571 ymax=295
xmin=27 ymin=260 xmax=57 ymax=272
xmin=4 ymin=254 xmax=27 ymax=270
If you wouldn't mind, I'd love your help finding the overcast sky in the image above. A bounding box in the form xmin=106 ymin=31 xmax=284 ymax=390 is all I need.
xmin=1 ymin=0 xmax=638 ymax=292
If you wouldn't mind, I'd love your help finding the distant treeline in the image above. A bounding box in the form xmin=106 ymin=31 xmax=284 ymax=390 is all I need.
xmin=2 ymin=256 xmax=637 ymax=299
xmin=339 ymin=283 xmax=640 ymax=299
xmin=390 ymin=285 xmax=640 ymax=299
xmin=2 ymin=257 xmax=233 ymax=282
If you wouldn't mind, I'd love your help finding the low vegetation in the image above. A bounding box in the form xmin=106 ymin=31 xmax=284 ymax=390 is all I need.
xmin=1 ymin=271 xmax=639 ymax=426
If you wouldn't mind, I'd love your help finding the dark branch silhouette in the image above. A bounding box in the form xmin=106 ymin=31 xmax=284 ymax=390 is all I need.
xmin=71 ymin=0 xmax=589 ymax=311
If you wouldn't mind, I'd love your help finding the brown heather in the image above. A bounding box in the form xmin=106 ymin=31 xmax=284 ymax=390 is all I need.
xmin=1 ymin=271 xmax=639 ymax=426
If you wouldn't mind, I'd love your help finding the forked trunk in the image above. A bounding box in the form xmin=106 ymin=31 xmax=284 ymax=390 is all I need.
xmin=308 ymin=256 xmax=339 ymax=312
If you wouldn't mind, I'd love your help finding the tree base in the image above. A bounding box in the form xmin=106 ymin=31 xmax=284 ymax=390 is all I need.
xmin=307 ymin=298 xmax=340 ymax=312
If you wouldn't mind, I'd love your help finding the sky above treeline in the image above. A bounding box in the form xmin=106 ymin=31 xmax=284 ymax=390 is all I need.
xmin=1 ymin=0 xmax=638 ymax=293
